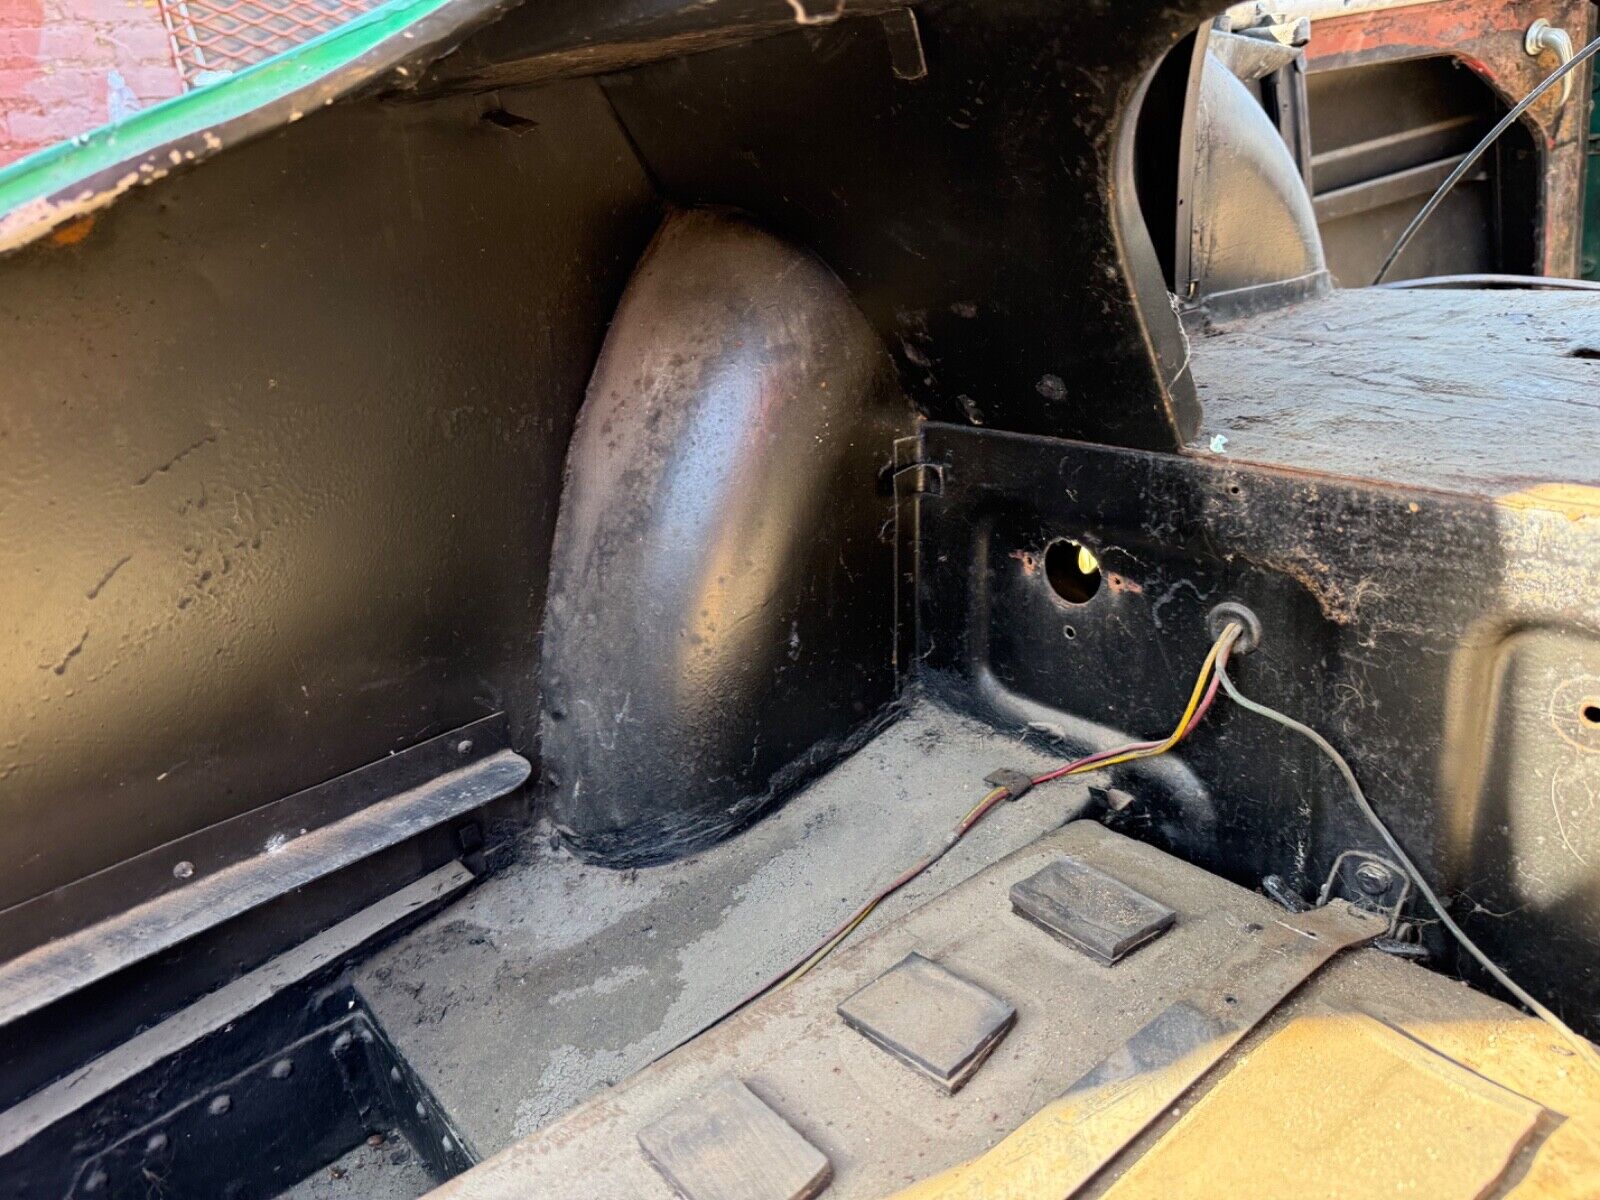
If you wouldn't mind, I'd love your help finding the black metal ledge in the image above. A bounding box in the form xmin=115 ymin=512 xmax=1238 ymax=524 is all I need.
xmin=0 ymin=720 xmax=528 ymax=1030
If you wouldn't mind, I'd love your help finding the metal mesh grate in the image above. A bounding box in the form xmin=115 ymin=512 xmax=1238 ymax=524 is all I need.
xmin=158 ymin=0 xmax=385 ymax=87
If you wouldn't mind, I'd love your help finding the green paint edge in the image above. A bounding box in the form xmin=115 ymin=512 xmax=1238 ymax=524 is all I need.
xmin=0 ymin=0 xmax=453 ymax=222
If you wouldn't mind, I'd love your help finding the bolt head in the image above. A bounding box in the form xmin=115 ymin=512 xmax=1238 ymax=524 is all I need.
xmin=1354 ymin=861 xmax=1394 ymax=896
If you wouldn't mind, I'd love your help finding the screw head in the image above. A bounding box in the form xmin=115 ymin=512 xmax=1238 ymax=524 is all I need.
xmin=1354 ymin=861 xmax=1394 ymax=896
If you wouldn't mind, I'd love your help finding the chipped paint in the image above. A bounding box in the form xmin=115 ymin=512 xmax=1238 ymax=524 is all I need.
xmin=0 ymin=0 xmax=485 ymax=255
xmin=1105 ymin=571 xmax=1143 ymax=595
xmin=46 ymin=215 xmax=95 ymax=246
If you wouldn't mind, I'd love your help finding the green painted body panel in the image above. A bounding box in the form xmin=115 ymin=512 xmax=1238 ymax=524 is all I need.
xmin=0 ymin=0 xmax=451 ymax=225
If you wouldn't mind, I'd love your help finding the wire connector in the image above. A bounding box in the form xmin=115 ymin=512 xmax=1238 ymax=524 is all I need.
xmin=982 ymin=768 xmax=1035 ymax=800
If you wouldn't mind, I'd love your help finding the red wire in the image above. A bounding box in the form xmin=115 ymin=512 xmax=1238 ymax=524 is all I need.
xmin=741 ymin=638 xmax=1235 ymax=1006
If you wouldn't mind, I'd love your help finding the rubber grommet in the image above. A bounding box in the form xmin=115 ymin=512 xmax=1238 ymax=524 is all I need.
xmin=1207 ymin=601 xmax=1262 ymax=654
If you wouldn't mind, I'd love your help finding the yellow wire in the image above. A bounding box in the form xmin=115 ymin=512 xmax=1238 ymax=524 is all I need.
xmin=781 ymin=903 xmax=877 ymax=988
xmin=959 ymin=785 xmax=1011 ymax=826
xmin=776 ymin=625 xmax=1241 ymax=993
xmin=781 ymin=784 xmax=1007 ymax=990
xmin=1062 ymin=622 xmax=1239 ymax=776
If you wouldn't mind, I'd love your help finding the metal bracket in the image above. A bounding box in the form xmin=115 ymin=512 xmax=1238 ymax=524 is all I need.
xmin=892 ymin=461 xmax=945 ymax=496
xmin=881 ymin=8 xmax=928 ymax=82
xmin=891 ymin=436 xmax=943 ymax=674
xmin=0 ymin=718 xmax=529 ymax=1033
xmin=1317 ymin=850 xmax=1412 ymax=934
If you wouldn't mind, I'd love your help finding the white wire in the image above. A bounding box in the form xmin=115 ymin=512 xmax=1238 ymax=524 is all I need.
xmin=1216 ymin=660 xmax=1600 ymax=1077
xmin=1372 ymin=30 xmax=1600 ymax=284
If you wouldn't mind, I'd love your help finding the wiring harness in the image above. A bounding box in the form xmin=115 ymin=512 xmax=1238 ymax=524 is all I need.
xmin=743 ymin=622 xmax=1243 ymax=1002
xmin=748 ymin=618 xmax=1600 ymax=1079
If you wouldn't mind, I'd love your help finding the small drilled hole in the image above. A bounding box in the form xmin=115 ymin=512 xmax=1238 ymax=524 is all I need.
xmin=1063 ymin=625 xmax=1077 ymax=640
xmin=1582 ymin=702 xmax=1600 ymax=728
xmin=1567 ymin=347 xmax=1600 ymax=360
xmin=1228 ymin=484 xmax=1242 ymax=496
xmin=1044 ymin=540 xmax=1101 ymax=605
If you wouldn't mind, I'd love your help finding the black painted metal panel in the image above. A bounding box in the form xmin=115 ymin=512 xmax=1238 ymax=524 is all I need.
xmin=918 ymin=423 xmax=1600 ymax=1032
xmin=0 ymin=81 xmax=659 ymax=908
xmin=598 ymin=4 xmax=1207 ymax=447
xmin=540 ymin=209 xmax=910 ymax=865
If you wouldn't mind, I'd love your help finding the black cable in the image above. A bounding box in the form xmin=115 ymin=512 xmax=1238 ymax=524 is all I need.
xmin=1372 ymin=31 xmax=1600 ymax=285
xmin=1215 ymin=659 xmax=1600 ymax=1076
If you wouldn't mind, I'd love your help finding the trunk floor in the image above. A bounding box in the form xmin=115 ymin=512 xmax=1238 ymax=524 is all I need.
xmin=435 ymin=821 xmax=1600 ymax=1199
xmin=278 ymin=1130 xmax=434 ymax=1200
xmin=355 ymin=700 xmax=1086 ymax=1160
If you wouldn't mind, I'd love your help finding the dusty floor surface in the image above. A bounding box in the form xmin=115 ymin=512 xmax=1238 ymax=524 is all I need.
xmin=278 ymin=1131 xmax=434 ymax=1200
xmin=356 ymin=699 xmax=1088 ymax=1157
xmin=1190 ymin=288 xmax=1600 ymax=495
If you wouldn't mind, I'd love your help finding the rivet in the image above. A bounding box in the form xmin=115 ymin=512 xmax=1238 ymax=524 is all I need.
xmin=456 ymin=739 xmax=473 ymax=755
xmin=415 ymin=1101 xmax=426 ymax=1117
xmin=208 ymin=1094 xmax=231 ymax=1116
xmin=332 ymin=1031 xmax=354 ymax=1054
xmin=270 ymin=1058 xmax=293 ymax=1080
xmin=441 ymin=1136 xmax=454 ymax=1152
xmin=83 ymin=1167 xmax=108 ymax=1193
xmin=390 ymin=1067 xmax=403 ymax=1083
xmin=146 ymin=1132 xmax=169 ymax=1154
xmin=172 ymin=860 xmax=195 ymax=880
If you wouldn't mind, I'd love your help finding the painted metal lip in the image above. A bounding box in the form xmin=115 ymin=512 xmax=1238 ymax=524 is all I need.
xmin=0 ymin=738 xmax=529 ymax=1030
xmin=0 ymin=0 xmax=518 ymax=255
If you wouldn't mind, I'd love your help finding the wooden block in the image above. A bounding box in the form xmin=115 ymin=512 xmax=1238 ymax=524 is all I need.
xmin=1010 ymin=857 xmax=1174 ymax=964
xmin=637 ymin=1075 xmax=831 ymax=1200
xmin=837 ymin=953 xmax=1016 ymax=1092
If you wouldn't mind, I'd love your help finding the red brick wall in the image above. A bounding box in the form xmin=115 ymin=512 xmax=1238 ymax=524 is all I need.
xmin=0 ymin=0 xmax=183 ymax=169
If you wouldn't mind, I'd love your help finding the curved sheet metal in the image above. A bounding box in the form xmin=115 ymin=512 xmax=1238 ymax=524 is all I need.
xmin=540 ymin=209 xmax=910 ymax=865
